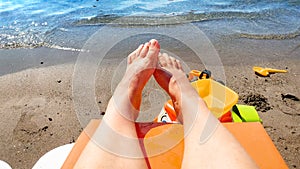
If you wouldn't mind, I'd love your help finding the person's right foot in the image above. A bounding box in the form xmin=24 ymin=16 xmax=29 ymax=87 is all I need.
xmin=154 ymin=53 xmax=258 ymax=169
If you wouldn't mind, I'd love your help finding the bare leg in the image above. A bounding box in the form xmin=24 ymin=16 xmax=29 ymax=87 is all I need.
xmin=74 ymin=39 xmax=160 ymax=169
xmin=154 ymin=53 xmax=258 ymax=168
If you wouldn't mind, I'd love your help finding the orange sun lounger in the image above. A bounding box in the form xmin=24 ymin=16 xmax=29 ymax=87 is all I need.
xmin=62 ymin=119 xmax=287 ymax=169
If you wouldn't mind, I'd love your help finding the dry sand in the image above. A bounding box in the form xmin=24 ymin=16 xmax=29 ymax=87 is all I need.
xmin=0 ymin=36 xmax=299 ymax=168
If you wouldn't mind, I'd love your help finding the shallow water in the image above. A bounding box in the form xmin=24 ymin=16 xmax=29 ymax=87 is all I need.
xmin=0 ymin=0 xmax=299 ymax=49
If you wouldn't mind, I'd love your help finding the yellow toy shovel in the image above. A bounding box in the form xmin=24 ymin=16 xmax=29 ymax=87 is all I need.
xmin=253 ymin=66 xmax=287 ymax=77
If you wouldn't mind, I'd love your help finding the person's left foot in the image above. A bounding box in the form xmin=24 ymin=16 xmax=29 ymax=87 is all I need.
xmin=112 ymin=39 xmax=160 ymax=120
xmin=75 ymin=40 xmax=159 ymax=169
xmin=124 ymin=39 xmax=160 ymax=92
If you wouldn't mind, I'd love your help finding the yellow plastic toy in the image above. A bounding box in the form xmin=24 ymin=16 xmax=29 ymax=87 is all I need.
xmin=155 ymin=78 xmax=239 ymax=123
xmin=191 ymin=79 xmax=238 ymax=118
xmin=253 ymin=66 xmax=287 ymax=77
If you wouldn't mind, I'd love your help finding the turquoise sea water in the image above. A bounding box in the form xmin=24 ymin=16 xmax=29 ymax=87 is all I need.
xmin=0 ymin=0 xmax=299 ymax=49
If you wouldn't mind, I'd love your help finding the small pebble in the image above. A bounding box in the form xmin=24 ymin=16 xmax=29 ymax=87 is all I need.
xmin=70 ymin=138 xmax=75 ymax=143
xmin=42 ymin=126 xmax=48 ymax=131
xmin=48 ymin=118 xmax=53 ymax=121
xmin=57 ymin=80 xmax=62 ymax=83
xmin=40 ymin=61 xmax=44 ymax=64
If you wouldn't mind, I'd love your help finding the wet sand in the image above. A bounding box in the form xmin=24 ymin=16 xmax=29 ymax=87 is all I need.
xmin=0 ymin=33 xmax=299 ymax=168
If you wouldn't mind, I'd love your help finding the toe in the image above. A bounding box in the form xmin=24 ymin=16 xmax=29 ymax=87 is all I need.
xmin=158 ymin=53 xmax=183 ymax=70
xmin=163 ymin=53 xmax=173 ymax=66
xmin=158 ymin=53 xmax=168 ymax=67
xmin=170 ymin=57 xmax=183 ymax=70
xmin=135 ymin=44 xmax=144 ymax=57
xmin=149 ymin=39 xmax=160 ymax=49
xmin=139 ymin=42 xmax=150 ymax=58
xmin=170 ymin=57 xmax=179 ymax=68
xmin=145 ymin=39 xmax=160 ymax=59
xmin=128 ymin=44 xmax=143 ymax=64
xmin=176 ymin=59 xmax=183 ymax=70
xmin=127 ymin=55 xmax=132 ymax=64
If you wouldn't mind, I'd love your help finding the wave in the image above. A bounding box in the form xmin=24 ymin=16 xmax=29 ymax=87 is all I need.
xmin=1 ymin=10 xmax=299 ymax=50
xmin=73 ymin=11 xmax=262 ymax=26
xmin=0 ymin=40 xmax=86 ymax=51
xmin=236 ymin=28 xmax=300 ymax=40
xmin=0 ymin=41 xmax=45 ymax=49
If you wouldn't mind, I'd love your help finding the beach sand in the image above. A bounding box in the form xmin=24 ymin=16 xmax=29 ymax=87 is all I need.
xmin=0 ymin=34 xmax=299 ymax=168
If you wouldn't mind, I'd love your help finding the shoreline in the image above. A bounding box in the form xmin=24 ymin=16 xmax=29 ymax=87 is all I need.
xmin=0 ymin=34 xmax=299 ymax=168
xmin=1 ymin=27 xmax=299 ymax=76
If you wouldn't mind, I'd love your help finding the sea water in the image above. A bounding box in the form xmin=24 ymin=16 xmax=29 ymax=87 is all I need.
xmin=0 ymin=0 xmax=299 ymax=49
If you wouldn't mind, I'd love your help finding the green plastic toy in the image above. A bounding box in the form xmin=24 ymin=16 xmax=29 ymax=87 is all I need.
xmin=232 ymin=104 xmax=262 ymax=123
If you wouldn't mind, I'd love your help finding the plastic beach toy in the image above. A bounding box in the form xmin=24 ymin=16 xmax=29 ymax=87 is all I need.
xmin=253 ymin=66 xmax=287 ymax=77
xmin=231 ymin=104 xmax=262 ymax=123
xmin=155 ymin=78 xmax=239 ymax=123
xmin=191 ymin=79 xmax=238 ymax=118
xmin=188 ymin=69 xmax=211 ymax=81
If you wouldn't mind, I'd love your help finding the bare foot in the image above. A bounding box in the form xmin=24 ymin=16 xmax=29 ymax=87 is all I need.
xmin=153 ymin=53 xmax=199 ymax=123
xmin=154 ymin=53 xmax=258 ymax=169
xmin=107 ymin=39 xmax=160 ymax=122
xmin=74 ymin=40 xmax=160 ymax=169
xmin=125 ymin=39 xmax=160 ymax=95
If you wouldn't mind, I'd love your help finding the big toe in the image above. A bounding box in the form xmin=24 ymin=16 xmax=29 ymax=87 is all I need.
xmin=149 ymin=39 xmax=160 ymax=49
xmin=145 ymin=39 xmax=160 ymax=58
